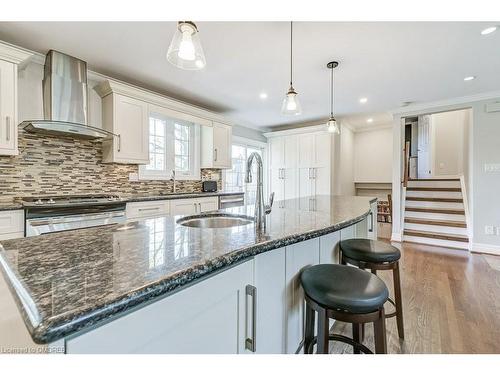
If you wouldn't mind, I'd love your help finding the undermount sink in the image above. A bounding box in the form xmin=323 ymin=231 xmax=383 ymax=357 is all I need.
xmin=177 ymin=214 xmax=254 ymax=228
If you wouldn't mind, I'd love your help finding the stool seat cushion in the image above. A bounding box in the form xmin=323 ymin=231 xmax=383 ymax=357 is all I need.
xmin=300 ymin=264 xmax=389 ymax=314
xmin=340 ymin=239 xmax=401 ymax=263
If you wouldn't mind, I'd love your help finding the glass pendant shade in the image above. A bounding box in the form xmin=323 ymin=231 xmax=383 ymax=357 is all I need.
xmin=167 ymin=22 xmax=206 ymax=70
xmin=281 ymin=86 xmax=302 ymax=115
xmin=326 ymin=117 xmax=340 ymax=134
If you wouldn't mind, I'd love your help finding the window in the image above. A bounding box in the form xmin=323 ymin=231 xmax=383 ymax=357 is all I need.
xmin=224 ymin=139 xmax=266 ymax=205
xmin=140 ymin=113 xmax=200 ymax=180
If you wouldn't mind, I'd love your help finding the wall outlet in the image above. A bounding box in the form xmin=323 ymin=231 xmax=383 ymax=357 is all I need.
xmin=485 ymin=225 xmax=495 ymax=235
xmin=484 ymin=164 xmax=500 ymax=173
xmin=129 ymin=172 xmax=139 ymax=182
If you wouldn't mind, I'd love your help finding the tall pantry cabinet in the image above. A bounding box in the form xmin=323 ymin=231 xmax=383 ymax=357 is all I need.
xmin=265 ymin=127 xmax=333 ymax=202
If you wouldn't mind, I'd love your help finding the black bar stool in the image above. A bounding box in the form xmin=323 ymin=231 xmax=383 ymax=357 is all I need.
xmin=339 ymin=239 xmax=404 ymax=341
xmin=300 ymin=264 xmax=389 ymax=354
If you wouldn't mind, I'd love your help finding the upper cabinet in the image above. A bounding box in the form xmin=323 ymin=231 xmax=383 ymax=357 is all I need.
xmin=0 ymin=43 xmax=32 ymax=156
xmin=101 ymin=93 xmax=149 ymax=164
xmin=201 ymin=121 xmax=232 ymax=169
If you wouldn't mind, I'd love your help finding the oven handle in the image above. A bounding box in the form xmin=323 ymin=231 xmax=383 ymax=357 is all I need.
xmin=27 ymin=211 xmax=125 ymax=226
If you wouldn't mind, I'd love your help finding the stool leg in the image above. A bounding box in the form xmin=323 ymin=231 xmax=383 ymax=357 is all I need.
xmin=317 ymin=307 xmax=329 ymax=354
xmin=393 ymin=261 xmax=405 ymax=340
xmin=304 ymin=301 xmax=315 ymax=354
xmin=373 ymin=308 xmax=387 ymax=354
xmin=352 ymin=323 xmax=362 ymax=354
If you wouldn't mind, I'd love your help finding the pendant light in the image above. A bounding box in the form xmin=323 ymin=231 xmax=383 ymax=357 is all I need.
xmin=281 ymin=21 xmax=302 ymax=115
xmin=167 ymin=21 xmax=206 ymax=70
xmin=326 ymin=61 xmax=340 ymax=134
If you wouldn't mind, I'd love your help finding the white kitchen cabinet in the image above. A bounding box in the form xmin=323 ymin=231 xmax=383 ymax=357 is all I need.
xmin=269 ymin=135 xmax=298 ymax=201
xmin=65 ymin=259 xmax=254 ymax=354
xmin=99 ymin=92 xmax=149 ymax=164
xmin=285 ymin=238 xmax=320 ymax=354
xmin=126 ymin=200 xmax=170 ymax=220
xmin=0 ymin=210 xmax=24 ymax=240
xmin=170 ymin=196 xmax=219 ymax=216
xmin=201 ymin=122 xmax=232 ymax=169
xmin=253 ymin=247 xmax=286 ymax=354
xmin=0 ymin=60 xmax=17 ymax=156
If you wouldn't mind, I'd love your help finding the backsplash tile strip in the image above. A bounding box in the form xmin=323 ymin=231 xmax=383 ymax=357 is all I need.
xmin=0 ymin=130 xmax=222 ymax=202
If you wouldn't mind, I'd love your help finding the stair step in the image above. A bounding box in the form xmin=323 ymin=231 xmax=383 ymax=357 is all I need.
xmin=409 ymin=178 xmax=460 ymax=181
xmin=405 ymin=207 xmax=465 ymax=215
xmin=404 ymin=218 xmax=467 ymax=228
xmin=407 ymin=187 xmax=461 ymax=192
xmin=403 ymin=229 xmax=469 ymax=243
xmin=406 ymin=197 xmax=463 ymax=203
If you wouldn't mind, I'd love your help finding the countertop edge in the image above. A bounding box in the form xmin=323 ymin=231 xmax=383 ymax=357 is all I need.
xmin=20 ymin=207 xmax=371 ymax=344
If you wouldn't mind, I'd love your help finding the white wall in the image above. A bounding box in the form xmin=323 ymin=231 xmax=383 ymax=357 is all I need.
xmin=430 ymin=109 xmax=468 ymax=177
xmin=338 ymin=124 xmax=355 ymax=196
xmin=353 ymin=126 xmax=393 ymax=183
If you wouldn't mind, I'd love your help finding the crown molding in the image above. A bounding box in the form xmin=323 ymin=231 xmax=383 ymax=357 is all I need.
xmin=390 ymin=90 xmax=500 ymax=116
xmin=352 ymin=123 xmax=393 ymax=133
xmin=263 ymin=124 xmax=330 ymax=138
xmin=0 ymin=41 xmax=33 ymax=65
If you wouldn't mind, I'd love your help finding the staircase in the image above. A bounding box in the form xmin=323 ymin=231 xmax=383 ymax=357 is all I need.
xmin=403 ymin=178 xmax=469 ymax=250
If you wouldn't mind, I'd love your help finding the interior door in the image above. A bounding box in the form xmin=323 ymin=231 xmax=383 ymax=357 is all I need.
xmin=417 ymin=115 xmax=432 ymax=178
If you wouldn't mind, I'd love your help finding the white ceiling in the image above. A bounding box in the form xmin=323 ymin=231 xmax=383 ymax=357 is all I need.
xmin=0 ymin=22 xmax=499 ymax=131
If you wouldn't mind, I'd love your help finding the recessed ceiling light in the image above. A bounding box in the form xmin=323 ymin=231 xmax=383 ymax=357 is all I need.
xmin=464 ymin=76 xmax=476 ymax=81
xmin=367 ymin=118 xmax=374 ymax=123
xmin=481 ymin=26 xmax=497 ymax=35
xmin=359 ymin=97 xmax=368 ymax=104
xmin=259 ymin=92 xmax=268 ymax=99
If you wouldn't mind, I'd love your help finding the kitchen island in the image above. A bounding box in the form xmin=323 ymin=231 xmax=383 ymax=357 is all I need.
xmin=0 ymin=195 xmax=377 ymax=354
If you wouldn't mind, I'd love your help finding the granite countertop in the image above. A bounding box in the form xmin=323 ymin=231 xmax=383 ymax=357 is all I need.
xmin=0 ymin=195 xmax=375 ymax=344
xmin=0 ymin=191 xmax=244 ymax=211
xmin=123 ymin=190 xmax=244 ymax=203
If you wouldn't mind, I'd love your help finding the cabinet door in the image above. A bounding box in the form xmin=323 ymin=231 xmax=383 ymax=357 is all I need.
xmin=298 ymin=168 xmax=313 ymax=198
xmin=319 ymin=231 xmax=341 ymax=264
xmin=114 ymin=95 xmax=149 ymax=163
xmin=283 ymin=135 xmax=297 ymax=169
xmin=269 ymin=138 xmax=284 ymax=168
xmin=65 ymin=260 xmax=254 ymax=354
xmin=368 ymin=201 xmax=378 ymax=239
xmin=213 ymin=122 xmax=232 ymax=168
xmin=314 ymin=133 xmax=331 ymax=167
xmin=198 ymin=197 xmax=219 ymax=213
xmin=270 ymin=168 xmax=284 ymax=202
xmin=0 ymin=60 xmax=17 ymax=155
xmin=285 ymin=238 xmax=320 ymax=354
xmin=297 ymin=133 xmax=314 ymax=168
xmin=283 ymin=167 xmax=297 ymax=200
xmin=313 ymin=166 xmax=330 ymax=196
xmin=254 ymin=247 xmax=286 ymax=354
xmin=170 ymin=199 xmax=197 ymax=216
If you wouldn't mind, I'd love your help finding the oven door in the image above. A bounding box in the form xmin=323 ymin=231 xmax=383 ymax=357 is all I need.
xmin=26 ymin=211 xmax=126 ymax=237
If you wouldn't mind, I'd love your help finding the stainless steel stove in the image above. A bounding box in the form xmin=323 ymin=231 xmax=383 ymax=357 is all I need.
xmin=23 ymin=194 xmax=126 ymax=237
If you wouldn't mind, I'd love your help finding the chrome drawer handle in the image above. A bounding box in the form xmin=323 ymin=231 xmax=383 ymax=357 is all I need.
xmin=245 ymin=284 xmax=257 ymax=352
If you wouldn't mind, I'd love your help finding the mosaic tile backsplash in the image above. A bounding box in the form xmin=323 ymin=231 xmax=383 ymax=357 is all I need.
xmin=0 ymin=129 xmax=222 ymax=202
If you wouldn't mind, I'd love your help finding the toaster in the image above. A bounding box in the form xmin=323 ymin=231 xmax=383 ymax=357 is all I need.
xmin=202 ymin=180 xmax=218 ymax=192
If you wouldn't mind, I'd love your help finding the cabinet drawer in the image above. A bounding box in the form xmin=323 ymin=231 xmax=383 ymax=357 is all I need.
xmin=126 ymin=201 xmax=170 ymax=219
xmin=0 ymin=210 xmax=24 ymax=236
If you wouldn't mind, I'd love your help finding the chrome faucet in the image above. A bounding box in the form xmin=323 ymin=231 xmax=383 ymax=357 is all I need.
xmin=171 ymin=169 xmax=177 ymax=194
xmin=245 ymin=152 xmax=274 ymax=230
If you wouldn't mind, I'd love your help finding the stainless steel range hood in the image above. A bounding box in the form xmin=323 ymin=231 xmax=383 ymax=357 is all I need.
xmin=20 ymin=50 xmax=115 ymax=140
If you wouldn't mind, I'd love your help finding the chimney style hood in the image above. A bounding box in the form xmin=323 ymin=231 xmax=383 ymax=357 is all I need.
xmin=20 ymin=50 xmax=115 ymax=140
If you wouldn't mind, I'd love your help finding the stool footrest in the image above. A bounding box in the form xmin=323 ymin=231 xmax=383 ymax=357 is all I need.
xmin=305 ymin=334 xmax=373 ymax=354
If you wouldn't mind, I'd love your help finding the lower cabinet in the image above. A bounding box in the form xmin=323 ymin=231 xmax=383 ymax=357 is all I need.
xmin=0 ymin=210 xmax=24 ymax=240
xmin=170 ymin=197 xmax=219 ymax=216
xmin=126 ymin=200 xmax=170 ymax=220
xmin=65 ymin=259 xmax=254 ymax=354
xmin=285 ymin=238 xmax=320 ymax=354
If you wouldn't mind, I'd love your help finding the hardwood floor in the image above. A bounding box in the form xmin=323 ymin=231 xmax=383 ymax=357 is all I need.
xmin=329 ymin=241 xmax=500 ymax=354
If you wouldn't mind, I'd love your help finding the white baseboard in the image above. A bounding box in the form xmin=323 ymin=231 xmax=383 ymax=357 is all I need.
xmin=391 ymin=232 xmax=402 ymax=242
xmin=471 ymin=242 xmax=500 ymax=256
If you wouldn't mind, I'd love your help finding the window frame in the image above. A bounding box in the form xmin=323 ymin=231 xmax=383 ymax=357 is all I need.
xmin=222 ymin=136 xmax=267 ymax=201
xmin=139 ymin=108 xmax=200 ymax=181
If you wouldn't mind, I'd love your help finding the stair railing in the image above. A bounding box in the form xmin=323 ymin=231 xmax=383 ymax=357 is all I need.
xmin=402 ymin=141 xmax=410 ymax=187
